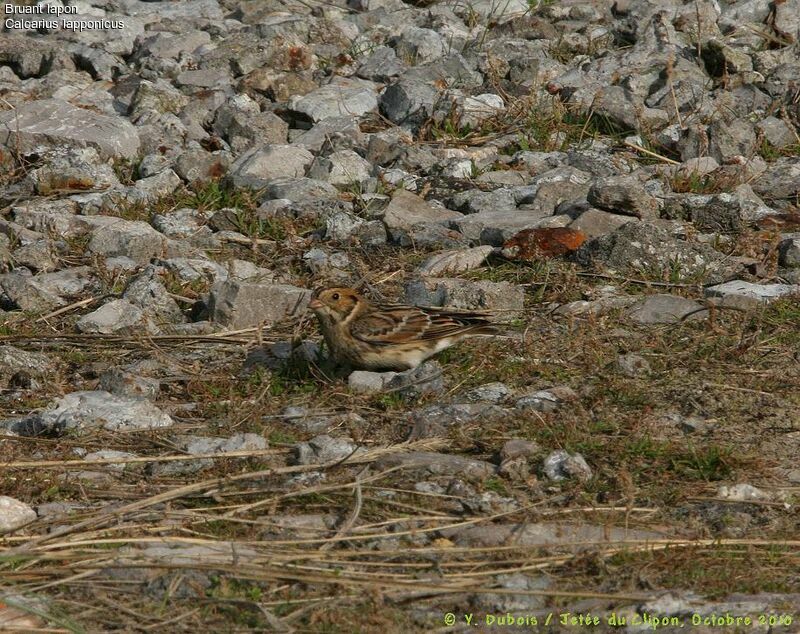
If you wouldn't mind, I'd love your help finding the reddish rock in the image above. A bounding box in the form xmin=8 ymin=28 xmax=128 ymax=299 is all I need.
xmin=500 ymin=227 xmax=587 ymax=260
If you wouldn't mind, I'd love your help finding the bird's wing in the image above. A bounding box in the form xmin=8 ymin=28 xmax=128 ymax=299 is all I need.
xmin=351 ymin=306 xmax=495 ymax=346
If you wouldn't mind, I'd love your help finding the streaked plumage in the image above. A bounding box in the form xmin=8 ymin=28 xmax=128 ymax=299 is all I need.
xmin=309 ymin=287 xmax=498 ymax=371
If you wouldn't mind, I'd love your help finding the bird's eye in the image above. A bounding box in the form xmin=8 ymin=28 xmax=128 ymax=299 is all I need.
xmin=332 ymin=293 xmax=340 ymax=300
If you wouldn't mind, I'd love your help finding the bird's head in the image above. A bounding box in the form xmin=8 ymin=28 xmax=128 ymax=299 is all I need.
xmin=309 ymin=287 xmax=363 ymax=324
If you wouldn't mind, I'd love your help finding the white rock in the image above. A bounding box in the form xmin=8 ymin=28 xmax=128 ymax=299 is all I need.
xmin=705 ymin=280 xmax=800 ymax=303
xmin=416 ymin=246 xmax=493 ymax=276
xmin=348 ymin=370 xmax=398 ymax=394
xmin=0 ymin=496 xmax=37 ymax=534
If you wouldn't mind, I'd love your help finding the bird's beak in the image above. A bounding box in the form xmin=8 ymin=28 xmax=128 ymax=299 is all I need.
xmin=309 ymin=298 xmax=323 ymax=310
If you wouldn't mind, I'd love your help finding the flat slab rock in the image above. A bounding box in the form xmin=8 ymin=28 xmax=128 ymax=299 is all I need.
xmin=404 ymin=277 xmax=524 ymax=322
xmin=625 ymin=293 xmax=708 ymax=324
xmin=705 ymin=280 xmax=800 ymax=303
xmin=376 ymin=451 xmax=495 ymax=479
xmin=5 ymin=391 xmax=173 ymax=436
xmin=208 ymin=280 xmax=310 ymax=329
xmin=443 ymin=521 xmax=668 ymax=549
xmin=382 ymin=189 xmax=463 ymax=232
xmin=0 ymin=496 xmax=37 ymax=534
xmin=0 ymin=99 xmax=140 ymax=160
xmin=415 ymin=246 xmax=494 ymax=276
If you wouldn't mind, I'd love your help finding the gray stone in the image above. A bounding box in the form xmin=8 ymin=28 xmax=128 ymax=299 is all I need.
xmin=87 ymin=220 xmax=167 ymax=264
xmin=35 ymin=267 xmax=99 ymax=299
xmin=501 ymin=439 xmax=540 ymax=461
xmin=11 ymin=241 xmax=55 ymax=273
xmin=27 ymin=147 xmax=120 ymax=195
xmin=292 ymin=116 xmax=365 ymax=153
xmin=704 ymin=280 xmax=800 ymax=304
xmin=293 ymin=435 xmax=364 ymax=465
xmin=409 ymin=402 xmax=508 ymax=439
xmin=451 ymin=188 xmax=517 ymax=215
xmin=542 ymin=450 xmax=592 ymax=482
xmin=0 ymin=99 xmax=139 ymax=160
xmin=707 ymin=118 xmax=758 ymax=162
xmin=132 ymin=170 xmax=181 ymax=202
xmin=404 ymin=278 xmax=524 ymax=322
xmin=778 ymin=233 xmax=800 ymax=267
xmin=243 ymin=340 xmax=320 ymax=373
xmin=159 ymin=257 xmax=227 ymax=283
xmin=752 ymin=158 xmax=800 ymax=205
xmin=663 ymin=191 xmax=772 ymax=233
xmin=385 ymin=361 xmax=445 ymax=400
xmin=83 ymin=450 xmax=140 ymax=472
xmin=474 ymin=573 xmax=550 ymax=614
xmin=450 ymin=209 xmax=560 ymax=246
xmin=382 ymin=190 xmax=463 ymax=237
xmin=773 ymin=0 xmax=800 ymax=43
xmin=174 ymin=149 xmax=232 ymax=183
xmin=617 ymin=353 xmax=651 ymax=378
xmin=674 ymin=157 xmax=720 ymax=178
xmin=475 ymin=171 xmax=528 ymax=187
xmin=717 ymin=483 xmax=772 ymax=502
xmin=123 ymin=266 xmax=185 ymax=325
xmin=348 ymin=370 xmax=398 ymax=394
xmin=515 ymin=390 xmax=562 ymax=413
xmin=290 ymin=78 xmax=378 ymax=122
xmin=587 ymin=175 xmax=659 ymax=219
xmin=148 ymin=433 xmax=269 ymax=477
xmin=263 ymin=177 xmax=339 ymax=202
xmin=626 ymin=294 xmax=707 ymax=324
xmin=357 ymin=46 xmax=406 ymax=82
xmin=0 ymin=273 xmax=65 ymax=312
xmin=0 ymin=346 xmax=52 ymax=377
xmin=379 ymin=79 xmax=440 ymax=127
xmin=9 ymin=390 xmax=173 ymax=435
xmin=461 ymin=382 xmax=510 ymax=403
xmin=395 ymin=222 xmax=467 ymax=249
xmin=574 ymin=222 xmax=739 ymax=284
xmin=366 ymin=126 xmax=413 ymax=165
xmin=99 ymin=368 xmax=160 ymax=400
xmin=281 ymin=408 xmax=365 ymax=434
xmin=415 ymin=246 xmax=493 ymax=277
xmin=458 ymin=94 xmax=505 ymax=130
xmin=208 ymin=280 xmax=310 ymax=328
xmin=446 ymin=521 xmax=662 ymax=549
xmin=568 ymin=208 xmax=633 ymax=238
xmin=213 ymin=102 xmax=288 ymax=153
xmin=0 ymin=34 xmax=73 ymax=79
xmin=0 ymin=497 xmax=36 ymax=534
xmin=151 ymin=208 xmax=215 ymax=245
xmin=76 ymin=299 xmax=149 ymax=334
xmin=302 ymin=248 xmax=351 ymax=278
xmin=226 ymin=144 xmax=314 ymax=190
xmin=130 ymin=80 xmax=189 ymax=121
xmin=137 ymin=154 xmax=171 ymax=178
xmin=0 ymin=219 xmax=45 ymax=246
xmin=378 ymin=451 xmax=495 ymax=480
xmin=227 ymin=260 xmax=274 ymax=282
xmin=307 ymin=149 xmax=372 ymax=188
xmin=756 ymin=116 xmax=797 ymax=149
xmin=394 ymin=27 xmax=447 ymax=65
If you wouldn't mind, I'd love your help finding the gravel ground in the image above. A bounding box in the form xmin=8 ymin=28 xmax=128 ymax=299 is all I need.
xmin=1 ymin=0 xmax=799 ymax=631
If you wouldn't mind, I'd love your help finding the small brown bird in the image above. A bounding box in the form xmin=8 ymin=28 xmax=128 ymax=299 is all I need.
xmin=309 ymin=287 xmax=498 ymax=371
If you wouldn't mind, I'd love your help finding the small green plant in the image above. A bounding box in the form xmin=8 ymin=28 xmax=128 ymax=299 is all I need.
xmin=670 ymin=445 xmax=735 ymax=481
